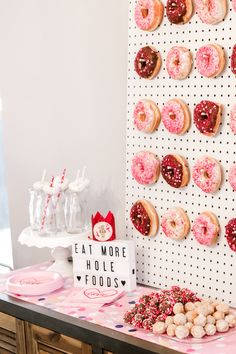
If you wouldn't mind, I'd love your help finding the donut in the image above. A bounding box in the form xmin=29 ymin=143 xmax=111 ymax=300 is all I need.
xmin=134 ymin=46 xmax=161 ymax=79
xmin=161 ymin=154 xmax=190 ymax=188
xmin=166 ymin=0 xmax=193 ymax=24
xmin=192 ymin=156 xmax=222 ymax=193
xmin=195 ymin=0 xmax=227 ymax=24
xmin=166 ymin=47 xmax=193 ymax=80
xmin=231 ymin=44 xmax=236 ymax=75
xmin=196 ymin=45 xmax=225 ymax=78
xmin=228 ymin=164 xmax=236 ymax=191
xmin=134 ymin=0 xmax=164 ymax=31
xmin=230 ymin=105 xmax=236 ymax=134
xmin=133 ymin=99 xmax=161 ymax=133
xmin=192 ymin=211 xmax=220 ymax=246
xmin=193 ymin=100 xmax=222 ymax=136
xmin=130 ymin=199 xmax=158 ymax=236
xmin=161 ymin=207 xmax=190 ymax=240
xmin=131 ymin=151 xmax=160 ymax=185
xmin=162 ymin=99 xmax=191 ymax=135
xmin=225 ymin=218 xmax=236 ymax=252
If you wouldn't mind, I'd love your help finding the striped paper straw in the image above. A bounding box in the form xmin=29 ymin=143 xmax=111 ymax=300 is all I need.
xmin=40 ymin=175 xmax=54 ymax=233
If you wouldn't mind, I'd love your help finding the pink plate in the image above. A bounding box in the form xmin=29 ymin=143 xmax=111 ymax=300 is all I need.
xmin=6 ymin=271 xmax=64 ymax=296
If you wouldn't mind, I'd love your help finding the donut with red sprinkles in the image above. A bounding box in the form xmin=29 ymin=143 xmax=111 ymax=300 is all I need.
xmin=166 ymin=0 xmax=193 ymax=24
xmin=231 ymin=44 xmax=236 ymax=75
xmin=134 ymin=46 xmax=162 ymax=79
xmin=130 ymin=199 xmax=158 ymax=236
xmin=194 ymin=100 xmax=222 ymax=136
xmin=225 ymin=218 xmax=236 ymax=252
xmin=161 ymin=154 xmax=190 ymax=188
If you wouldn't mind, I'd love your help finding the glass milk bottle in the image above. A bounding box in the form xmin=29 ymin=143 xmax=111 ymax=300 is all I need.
xmin=53 ymin=178 xmax=69 ymax=232
xmin=29 ymin=181 xmax=45 ymax=231
xmin=65 ymin=178 xmax=90 ymax=234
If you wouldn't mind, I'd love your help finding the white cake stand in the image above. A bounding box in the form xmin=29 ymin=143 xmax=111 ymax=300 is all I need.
xmin=18 ymin=227 xmax=91 ymax=277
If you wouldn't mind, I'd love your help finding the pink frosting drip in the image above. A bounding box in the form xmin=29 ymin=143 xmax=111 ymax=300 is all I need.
xmin=192 ymin=156 xmax=221 ymax=193
xmin=162 ymin=100 xmax=185 ymax=134
xmin=135 ymin=0 xmax=156 ymax=30
xmin=195 ymin=0 xmax=225 ymax=24
xmin=230 ymin=105 xmax=236 ymax=134
xmin=228 ymin=164 xmax=236 ymax=191
xmin=161 ymin=208 xmax=185 ymax=239
xmin=131 ymin=151 xmax=159 ymax=185
xmin=166 ymin=47 xmax=191 ymax=80
xmin=192 ymin=213 xmax=218 ymax=245
xmin=133 ymin=100 xmax=156 ymax=132
xmin=196 ymin=45 xmax=220 ymax=77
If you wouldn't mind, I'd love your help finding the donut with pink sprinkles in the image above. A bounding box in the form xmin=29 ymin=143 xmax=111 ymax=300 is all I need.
xmin=131 ymin=151 xmax=160 ymax=185
xmin=192 ymin=211 xmax=219 ymax=246
xmin=192 ymin=156 xmax=222 ymax=193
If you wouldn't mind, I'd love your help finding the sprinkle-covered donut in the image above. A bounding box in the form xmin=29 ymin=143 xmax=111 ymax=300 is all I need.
xmin=231 ymin=45 xmax=236 ymax=75
xmin=162 ymin=99 xmax=191 ymax=135
xmin=161 ymin=207 xmax=190 ymax=240
xmin=192 ymin=156 xmax=222 ymax=193
xmin=195 ymin=0 xmax=227 ymax=24
xmin=228 ymin=164 xmax=236 ymax=191
xmin=230 ymin=105 xmax=236 ymax=134
xmin=131 ymin=151 xmax=160 ymax=185
xmin=135 ymin=0 xmax=164 ymax=31
xmin=130 ymin=199 xmax=158 ymax=236
xmin=166 ymin=46 xmax=193 ymax=80
xmin=134 ymin=46 xmax=161 ymax=79
xmin=166 ymin=0 xmax=193 ymax=24
xmin=133 ymin=99 xmax=161 ymax=133
xmin=161 ymin=154 xmax=190 ymax=188
xmin=225 ymin=218 xmax=236 ymax=252
xmin=196 ymin=45 xmax=225 ymax=78
xmin=194 ymin=100 xmax=222 ymax=136
xmin=192 ymin=212 xmax=219 ymax=246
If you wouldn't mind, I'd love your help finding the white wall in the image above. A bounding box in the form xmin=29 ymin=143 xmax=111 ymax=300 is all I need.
xmin=0 ymin=0 xmax=128 ymax=268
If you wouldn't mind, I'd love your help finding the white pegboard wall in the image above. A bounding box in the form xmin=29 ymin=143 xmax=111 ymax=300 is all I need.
xmin=126 ymin=0 xmax=236 ymax=305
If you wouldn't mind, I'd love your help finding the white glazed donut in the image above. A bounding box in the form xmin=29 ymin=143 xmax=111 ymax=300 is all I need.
xmin=194 ymin=0 xmax=227 ymax=24
xmin=166 ymin=47 xmax=192 ymax=80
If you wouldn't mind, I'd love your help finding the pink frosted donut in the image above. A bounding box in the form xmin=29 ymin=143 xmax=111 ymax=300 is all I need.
xmin=131 ymin=151 xmax=160 ymax=185
xmin=133 ymin=99 xmax=161 ymax=133
xmin=195 ymin=0 xmax=227 ymax=24
xmin=162 ymin=99 xmax=191 ymax=135
xmin=196 ymin=45 xmax=225 ymax=78
xmin=228 ymin=164 xmax=236 ymax=191
xmin=230 ymin=105 xmax=236 ymax=134
xmin=192 ymin=156 xmax=222 ymax=193
xmin=161 ymin=207 xmax=190 ymax=240
xmin=166 ymin=47 xmax=193 ymax=80
xmin=192 ymin=212 xmax=219 ymax=246
xmin=135 ymin=0 xmax=164 ymax=31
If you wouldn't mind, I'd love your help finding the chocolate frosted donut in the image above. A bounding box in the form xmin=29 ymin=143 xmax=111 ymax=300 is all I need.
xmin=225 ymin=218 xmax=236 ymax=252
xmin=130 ymin=200 xmax=158 ymax=236
xmin=166 ymin=0 xmax=192 ymax=24
xmin=231 ymin=44 xmax=236 ymax=75
xmin=161 ymin=154 xmax=189 ymax=188
xmin=194 ymin=101 xmax=222 ymax=136
xmin=134 ymin=46 xmax=161 ymax=79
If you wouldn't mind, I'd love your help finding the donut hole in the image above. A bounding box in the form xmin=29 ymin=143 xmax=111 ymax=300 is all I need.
xmin=203 ymin=226 xmax=208 ymax=235
xmin=200 ymin=112 xmax=208 ymax=120
xmin=141 ymin=7 xmax=149 ymax=18
xmin=170 ymin=220 xmax=176 ymax=228
xmin=203 ymin=171 xmax=210 ymax=179
xmin=169 ymin=112 xmax=176 ymax=120
xmin=139 ymin=59 xmax=147 ymax=70
xmin=174 ymin=59 xmax=180 ymax=66
xmin=138 ymin=112 xmax=146 ymax=122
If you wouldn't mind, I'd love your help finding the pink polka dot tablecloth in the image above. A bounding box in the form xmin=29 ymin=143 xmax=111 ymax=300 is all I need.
xmin=0 ymin=262 xmax=235 ymax=354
